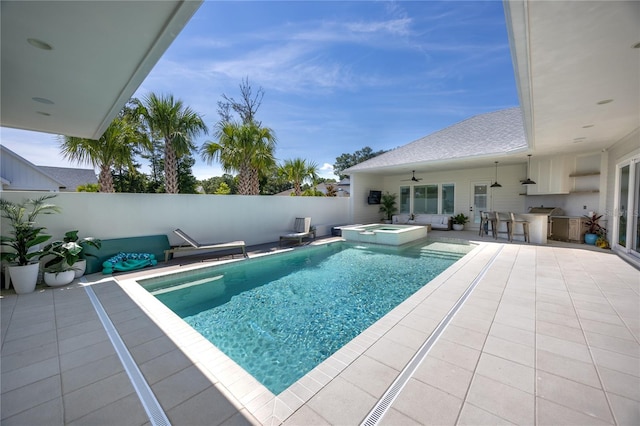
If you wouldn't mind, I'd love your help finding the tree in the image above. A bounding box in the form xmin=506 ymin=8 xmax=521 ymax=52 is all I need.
xmin=218 ymin=77 xmax=264 ymax=124
xmin=333 ymin=146 xmax=387 ymax=179
xmin=77 ymin=183 xmax=99 ymax=192
xmin=60 ymin=116 xmax=142 ymax=192
xmin=278 ymin=158 xmax=319 ymax=196
xmin=141 ymin=93 xmax=208 ymax=194
xmin=201 ymin=121 xmax=277 ymax=195
xmin=200 ymin=174 xmax=238 ymax=194
xmin=214 ymin=182 xmax=231 ymax=195
xmin=325 ymin=183 xmax=338 ymax=197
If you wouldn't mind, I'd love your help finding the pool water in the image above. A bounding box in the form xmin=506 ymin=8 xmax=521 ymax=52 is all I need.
xmin=140 ymin=240 xmax=473 ymax=394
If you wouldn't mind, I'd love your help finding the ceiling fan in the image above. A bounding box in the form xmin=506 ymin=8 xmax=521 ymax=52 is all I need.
xmin=402 ymin=170 xmax=423 ymax=182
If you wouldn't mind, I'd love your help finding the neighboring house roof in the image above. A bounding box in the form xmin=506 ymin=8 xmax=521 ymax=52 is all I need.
xmin=38 ymin=166 xmax=98 ymax=192
xmin=345 ymin=107 xmax=526 ymax=173
xmin=0 ymin=145 xmax=97 ymax=192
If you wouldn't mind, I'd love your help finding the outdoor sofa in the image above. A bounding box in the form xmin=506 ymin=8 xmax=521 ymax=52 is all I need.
xmin=392 ymin=214 xmax=452 ymax=230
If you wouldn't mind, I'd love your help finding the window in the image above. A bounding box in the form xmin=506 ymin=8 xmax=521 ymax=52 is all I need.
xmin=413 ymin=184 xmax=450 ymax=214
xmin=400 ymin=186 xmax=410 ymax=213
xmin=442 ymin=184 xmax=455 ymax=215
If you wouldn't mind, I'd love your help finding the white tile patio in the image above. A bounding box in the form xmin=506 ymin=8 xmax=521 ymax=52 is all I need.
xmin=1 ymin=232 xmax=638 ymax=425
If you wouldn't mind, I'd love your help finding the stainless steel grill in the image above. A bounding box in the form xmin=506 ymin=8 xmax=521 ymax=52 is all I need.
xmin=528 ymin=207 xmax=564 ymax=237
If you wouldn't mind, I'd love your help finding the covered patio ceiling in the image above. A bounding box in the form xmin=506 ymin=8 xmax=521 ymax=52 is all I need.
xmin=0 ymin=0 xmax=202 ymax=140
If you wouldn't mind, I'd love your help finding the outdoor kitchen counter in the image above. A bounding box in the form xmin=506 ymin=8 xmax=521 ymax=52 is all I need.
xmin=517 ymin=213 xmax=549 ymax=244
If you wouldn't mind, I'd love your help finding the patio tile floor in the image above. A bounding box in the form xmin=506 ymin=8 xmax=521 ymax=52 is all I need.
xmin=1 ymin=232 xmax=638 ymax=425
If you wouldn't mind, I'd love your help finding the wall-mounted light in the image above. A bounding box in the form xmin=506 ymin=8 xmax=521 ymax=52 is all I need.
xmin=522 ymin=154 xmax=536 ymax=185
xmin=490 ymin=161 xmax=502 ymax=188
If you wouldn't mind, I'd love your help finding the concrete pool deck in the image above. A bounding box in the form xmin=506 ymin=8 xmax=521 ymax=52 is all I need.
xmin=1 ymin=231 xmax=639 ymax=425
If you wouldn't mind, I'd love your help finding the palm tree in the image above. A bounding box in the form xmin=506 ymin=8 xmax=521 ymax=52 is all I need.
xmin=278 ymin=158 xmax=319 ymax=196
xmin=60 ymin=117 xmax=141 ymax=192
xmin=201 ymin=121 xmax=277 ymax=195
xmin=141 ymin=93 xmax=208 ymax=194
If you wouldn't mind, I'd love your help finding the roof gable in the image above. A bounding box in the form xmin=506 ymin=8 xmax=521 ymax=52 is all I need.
xmin=345 ymin=107 xmax=526 ymax=173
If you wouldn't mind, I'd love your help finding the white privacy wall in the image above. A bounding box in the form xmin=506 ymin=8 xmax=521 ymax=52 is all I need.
xmin=0 ymin=192 xmax=351 ymax=246
xmin=350 ymin=173 xmax=385 ymax=224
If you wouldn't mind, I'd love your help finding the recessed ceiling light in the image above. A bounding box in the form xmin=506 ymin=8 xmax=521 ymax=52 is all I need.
xmin=32 ymin=97 xmax=54 ymax=105
xmin=633 ymin=42 xmax=640 ymax=49
xmin=36 ymin=111 xmax=51 ymax=116
xmin=27 ymin=38 xmax=53 ymax=50
xmin=582 ymin=124 xmax=594 ymax=128
xmin=597 ymin=99 xmax=613 ymax=105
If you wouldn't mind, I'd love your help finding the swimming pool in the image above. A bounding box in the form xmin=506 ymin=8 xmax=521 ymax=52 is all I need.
xmin=139 ymin=239 xmax=473 ymax=394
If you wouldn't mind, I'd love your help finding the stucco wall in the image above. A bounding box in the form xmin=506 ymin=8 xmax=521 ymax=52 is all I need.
xmin=0 ymin=191 xmax=351 ymax=246
xmin=365 ymin=164 xmax=528 ymax=228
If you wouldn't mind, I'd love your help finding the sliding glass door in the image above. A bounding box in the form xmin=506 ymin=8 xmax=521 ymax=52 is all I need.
xmin=615 ymin=157 xmax=640 ymax=259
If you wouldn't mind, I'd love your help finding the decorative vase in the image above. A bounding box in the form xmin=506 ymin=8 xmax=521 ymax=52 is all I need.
xmin=584 ymin=233 xmax=598 ymax=245
xmin=8 ymin=263 xmax=40 ymax=294
xmin=43 ymin=270 xmax=75 ymax=287
xmin=453 ymin=224 xmax=464 ymax=231
xmin=72 ymin=259 xmax=87 ymax=278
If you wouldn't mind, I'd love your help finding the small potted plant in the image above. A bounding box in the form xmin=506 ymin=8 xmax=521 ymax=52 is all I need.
xmin=60 ymin=230 xmax=101 ymax=277
xmin=379 ymin=192 xmax=398 ymax=223
xmin=0 ymin=195 xmax=59 ymax=293
xmin=41 ymin=241 xmax=82 ymax=286
xmin=451 ymin=213 xmax=469 ymax=231
xmin=583 ymin=213 xmax=604 ymax=245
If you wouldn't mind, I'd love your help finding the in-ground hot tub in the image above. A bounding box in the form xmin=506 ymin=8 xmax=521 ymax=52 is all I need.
xmin=339 ymin=224 xmax=428 ymax=245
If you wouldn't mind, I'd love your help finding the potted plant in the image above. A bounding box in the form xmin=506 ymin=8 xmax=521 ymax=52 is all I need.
xmin=452 ymin=213 xmax=469 ymax=231
xmin=583 ymin=213 xmax=604 ymax=245
xmin=0 ymin=195 xmax=60 ymax=293
xmin=379 ymin=192 xmax=398 ymax=223
xmin=41 ymin=241 xmax=81 ymax=286
xmin=59 ymin=230 xmax=101 ymax=277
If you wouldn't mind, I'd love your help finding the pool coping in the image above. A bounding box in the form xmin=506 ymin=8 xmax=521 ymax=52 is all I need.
xmin=111 ymin=237 xmax=492 ymax=424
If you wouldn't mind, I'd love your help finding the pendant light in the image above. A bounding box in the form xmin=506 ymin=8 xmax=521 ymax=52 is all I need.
xmin=522 ymin=154 xmax=536 ymax=185
xmin=490 ymin=161 xmax=502 ymax=188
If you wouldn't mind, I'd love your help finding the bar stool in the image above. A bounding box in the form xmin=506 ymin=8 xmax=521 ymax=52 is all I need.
xmin=509 ymin=212 xmax=530 ymax=243
xmin=494 ymin=211 xmax=511 ymax=240
xmin=479 ymin=211 xmax=496 ymax=237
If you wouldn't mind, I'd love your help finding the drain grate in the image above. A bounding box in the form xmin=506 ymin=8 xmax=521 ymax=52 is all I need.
xmin=85 ymin=285 xmax=171 ymax=426
xmin=361 ymin=245 xmax=504 ymax=426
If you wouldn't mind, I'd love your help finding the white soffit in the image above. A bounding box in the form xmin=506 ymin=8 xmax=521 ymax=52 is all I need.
xmin=506 ymin=0 xmax=640 ymax=155
xmin=0 ymin=0 xmax=202 ymax=140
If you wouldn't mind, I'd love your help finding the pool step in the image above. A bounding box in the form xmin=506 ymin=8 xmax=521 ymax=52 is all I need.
xmin=415 ymin=248 xmax=463 ymax=261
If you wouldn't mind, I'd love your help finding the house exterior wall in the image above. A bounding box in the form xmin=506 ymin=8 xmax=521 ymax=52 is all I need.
xmin=0 ymin=191 xmax=350 ymax=246
xmin=350 ymin=173 xmax=385 ymax=224
xmin=367 ymin=164 xmax=528 ymax=228
xmin=0 ymin=149 xmax=60 ymax=191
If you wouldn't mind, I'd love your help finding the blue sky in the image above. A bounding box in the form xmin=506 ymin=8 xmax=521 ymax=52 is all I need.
xmin=1 ymin=0 xmax=518 ymax=180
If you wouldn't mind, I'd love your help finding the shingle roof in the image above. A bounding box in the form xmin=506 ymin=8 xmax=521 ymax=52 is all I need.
xmin=37 ymin=166 xmax=98 ymax=191
xmin=345 ymin=107 xmax=526 ymax=173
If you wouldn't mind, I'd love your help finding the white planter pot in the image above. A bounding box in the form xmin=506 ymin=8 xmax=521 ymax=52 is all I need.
xmin=72 ymin=260 xmax=87 ymax=278
xmin=44 ymin=270 xmax=75 ymax=287
xmin=8 ymin=263 xmax=40 ymax=294
xmin=453 ymin=224 xmax=464 ymax=231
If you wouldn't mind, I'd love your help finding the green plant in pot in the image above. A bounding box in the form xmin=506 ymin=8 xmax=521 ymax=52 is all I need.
xmin=379 ymin=192 xmax=398 ymax=223
xmin=452 ymin=213 xmax=469 ymax=230
xmin=0 ymin=195 xmax=60 ymax=294
xmin=583 ymin=213 xmax=604 ymax=245
xmin=41 ymin=241 xmax=82 ymax=287
xmin=60 ymin=230 xmax=101 ymax=278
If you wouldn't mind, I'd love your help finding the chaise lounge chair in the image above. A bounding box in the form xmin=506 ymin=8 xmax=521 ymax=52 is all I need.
xmin=279 ymin=217 xmax=315 ymax=246
xmin=164 ymin=229 xmax=247 ymax=262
